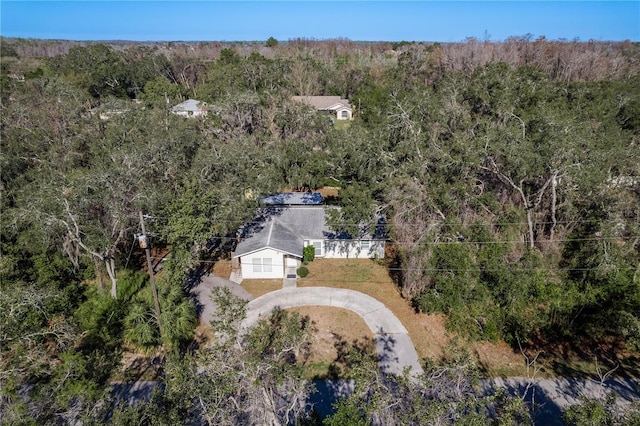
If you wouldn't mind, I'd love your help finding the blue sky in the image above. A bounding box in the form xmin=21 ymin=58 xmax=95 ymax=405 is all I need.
xmin=1 ymin=1 xmax=638 ymax=42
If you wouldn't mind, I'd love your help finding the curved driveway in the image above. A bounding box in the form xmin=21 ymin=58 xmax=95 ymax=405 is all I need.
xmin=190 ymin=274 xmax=254 ymax=326
xmin=241 ymin=287 xmax=423 ymax=376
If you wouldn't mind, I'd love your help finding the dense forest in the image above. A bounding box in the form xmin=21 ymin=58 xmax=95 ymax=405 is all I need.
xmin=1 ymin=36 xmax=639 ymax=424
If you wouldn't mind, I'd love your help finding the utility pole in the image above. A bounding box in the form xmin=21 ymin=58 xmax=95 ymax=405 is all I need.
xmin=138 ymin=211 xmax=163 ymax=333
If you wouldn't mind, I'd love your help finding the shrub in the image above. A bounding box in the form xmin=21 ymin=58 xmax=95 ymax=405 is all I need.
xmin=303 ymin=246 xmax=315 ymax=263
xmin=296 ymin=266 xmax=309 ymax=278
xmin=265 ymin=36 xmax=278 ymax=47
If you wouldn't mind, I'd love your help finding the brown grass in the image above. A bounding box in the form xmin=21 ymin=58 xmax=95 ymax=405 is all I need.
xmin=212 ymin=257 xmax=528 ymax=377
xmin=212 ymin=259 xmax=232 ymax=278
xmin=298 ymin=258 xmax=450 ymax=361
xmin=241 ymin=279 xmax=283 ymax=297
xmin=288 ymin=306 xmax=375 ymax=379
xmin=315 ymin=186 xmax=340 ymax=198
xmin=297 ymin=259 xmax=527 ymax=376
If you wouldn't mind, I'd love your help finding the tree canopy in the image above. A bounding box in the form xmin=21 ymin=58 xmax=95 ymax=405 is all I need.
xmin=1 ymin=37 xmax=639 ymax=424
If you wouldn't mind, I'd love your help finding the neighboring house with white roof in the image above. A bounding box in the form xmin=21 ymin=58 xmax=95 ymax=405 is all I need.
xmin=170 ymin=99 xmax=208 ymax=117
xmin=292 ymin=95 xmax=353 ymax=120
xmin=89 ymin=99 xmax=139 ymax=120
xmin=231 ymin=192 xmax=385 ymax=280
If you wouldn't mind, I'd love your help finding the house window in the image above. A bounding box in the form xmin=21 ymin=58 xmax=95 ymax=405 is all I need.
xmin=361 ymin=240 xmax=370 ymax=250
xmin=252 ymin=258 xmax=273 ymax=273
xmin=312 ymin=241 xmax=323 ymax=256
xmin=263 ymin=258 xmax=272 ymax=273
xmin=341 ymin=110 xmax=349 ymax=119
xmin=252 ymin=258 xmax=262 ymax=273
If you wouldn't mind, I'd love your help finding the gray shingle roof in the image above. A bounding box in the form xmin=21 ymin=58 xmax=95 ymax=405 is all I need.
xmin=234 ymin=207 xmax=329 ymax=258
xmin=269 ymin=220 xmax=304 ymax=256
xmin=233 ymin=206 xmax=386 ymax=258
xmin=292 ymin=96 xmax=352 ymax=111
xmin=170 ymin=99 xmax=207 ymax=112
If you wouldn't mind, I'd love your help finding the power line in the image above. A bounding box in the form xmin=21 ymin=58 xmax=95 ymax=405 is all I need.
xmin=148 ymin=257 xmax=637 ymax=274
xmin=141 ymin=216 xmax=627 ymax=227
xmin=130 ymin=210 xmax=630 ymax=228
xmin=145 ymin=233 xmax=635 ymax=246
xmin=392 ymin=236 xmax=635 ymax=245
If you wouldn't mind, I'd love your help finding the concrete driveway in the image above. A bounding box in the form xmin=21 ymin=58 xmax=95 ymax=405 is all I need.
xmin=240 ymin=287 xmax=424 ymax=377
xmin=190 ymin=274 xmax=253 ymax=326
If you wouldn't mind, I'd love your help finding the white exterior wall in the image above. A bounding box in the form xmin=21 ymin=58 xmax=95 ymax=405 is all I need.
xmin=173 ymin=110 xmax=207 ymax=118
xmin=323 ymin=240 xmax=385 ymax=259
xmin=334 ymin=106 xmax=353 ymax=120
xmin=239 ymin=248 xmax=285 ymax=279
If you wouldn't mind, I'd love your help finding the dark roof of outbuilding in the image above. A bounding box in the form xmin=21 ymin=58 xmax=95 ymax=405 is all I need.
xmin=261 ymin=192 xmax=323 ymax=206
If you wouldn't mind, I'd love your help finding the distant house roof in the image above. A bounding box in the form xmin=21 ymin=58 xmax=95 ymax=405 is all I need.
xmin=292 ymin=96 xmax=352 ymax=111
xmin=170 ymin=99 xmax=208 ymax=114
xmin=233 ymin=205 xmax=386 ymax=258
xmin=261 ymin=192 xmax=323 ymax=206
xmin=89 ymin=99 xmax=136 ymax=120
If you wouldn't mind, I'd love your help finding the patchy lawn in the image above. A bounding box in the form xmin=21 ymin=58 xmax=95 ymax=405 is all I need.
xmin=288 ymin=306 xmax=375 ymax=379
xmin=297 ymin=258 xmax=450 ymax=361
xmin=212 ymin=257 xmax=529 ymax=377
xmin=241 ymin=279 xmax=283 ymax=297
xmin=332 ymin=120 xmax=351 ymax=130
xmin=297 ymin=258 xmax=528 ymax=377
xmin=212 ymin=259 xmax=232 ymax=278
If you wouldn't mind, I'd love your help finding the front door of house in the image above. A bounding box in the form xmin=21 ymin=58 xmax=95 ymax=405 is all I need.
xmin=285 ymin=256 xmax=297 ymax=278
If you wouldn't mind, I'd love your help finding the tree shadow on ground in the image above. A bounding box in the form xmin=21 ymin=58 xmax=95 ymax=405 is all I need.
xmin=483 ymin=380 xmax=565 ymax=426
xmin=313 ymin=332 xmax=376 ymax=380
xmin=528 ymin=333 xmax=640 ymax=379
xmin=373 ymin=330 xmax=401 ymax=375
xmin=120 ymin=353 xmax=164 ymax=382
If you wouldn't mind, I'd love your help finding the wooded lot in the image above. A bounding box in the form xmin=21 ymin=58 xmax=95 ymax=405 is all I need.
xmin=1 ymin=37 xmax=639 ymax=424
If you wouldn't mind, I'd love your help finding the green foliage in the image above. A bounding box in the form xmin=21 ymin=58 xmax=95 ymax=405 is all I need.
xmin=390 ymin=40 xmax=412 ymax=50
xmin=218 ymin=47 xmax=241 ymax=65
xmin=323 ymin=338 xmax=530 ymax=425
xmin=297 ymin=266 xmax=309 ymax=277
xmin=265 ymin=36 xmax=279 ymax=47
xmin=209 ymin=287 xmax=248 ymax=336
xmin=117 ymin=269 xmax=149 ymax=301
xmin=142 ymin=290 xmax=317 ymax=425
xmin=122 ymin=274 xmax=197 ymax=353
xmin=76 ymin=286 xmax=123 ymax=346
xmin=0 ymin=280 xmax=114 ymax=424
xmin=164 ymin=181 xmax=216 ymax=251
xmin=124 ymin=299 xmax=161 ymax=352
xmin=3 ymin=39 xmax=640 ymax=420
xmin=324 ymin=400 xmax=370 ymax=426
xmin=54 ymin=44 xmax=128 ymax=97
xmin=1 ymin=40 xmax=19 ymax=57
xmin=303 ymin=245 xmax=316 ymax=263
xmin=327 ymin=183 xmax=377 ymax=238
xmin=563 ymin=394 xmax=640 ymax=426
xmin=613 ymin=311 xmax=640 ymax=350
xmin=158 ymin=280 xmax=197 ymax=350
xmin=140 ymin=75 xmax=184 ymax=108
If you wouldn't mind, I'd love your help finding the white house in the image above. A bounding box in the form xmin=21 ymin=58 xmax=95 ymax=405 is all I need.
xmin=231 ymin=193 xmax=385 ymax=280
xmin=170 ymin=99 xmax=208 ymax=117
xmin=90 ymin=99 xmax=139 ymax=120
xmin=292 ymin=96 xmax=353 ymax=120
